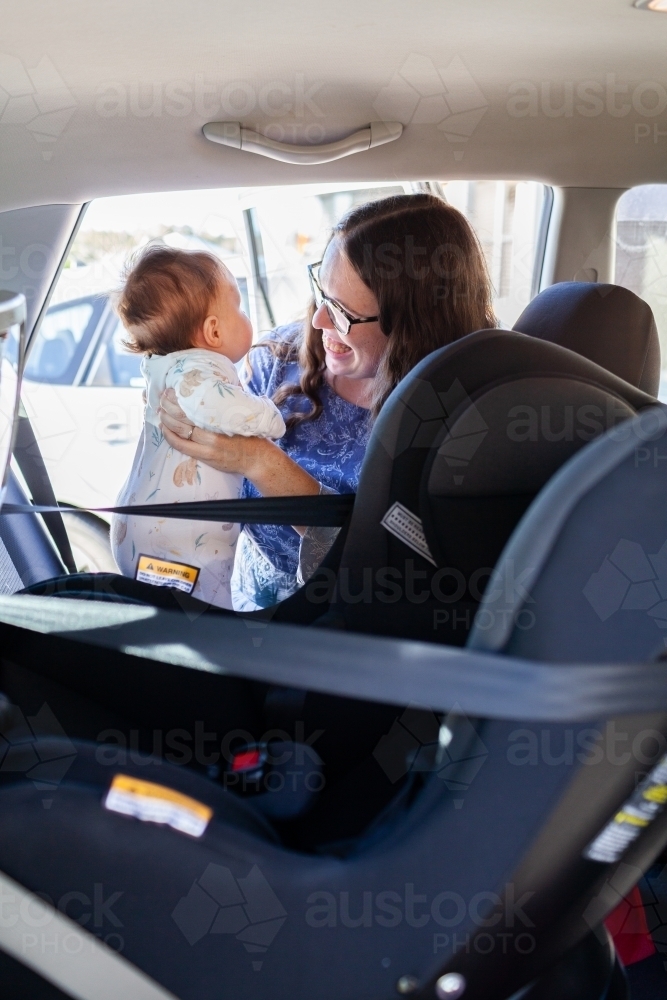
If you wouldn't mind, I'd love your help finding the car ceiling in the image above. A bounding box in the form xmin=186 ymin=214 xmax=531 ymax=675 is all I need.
xmin=2 ymin=0 xmax=667 ymax=212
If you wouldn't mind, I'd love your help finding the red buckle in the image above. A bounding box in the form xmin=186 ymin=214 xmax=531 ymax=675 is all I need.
xmin=231 ymin=749 xmax=263 ymax=773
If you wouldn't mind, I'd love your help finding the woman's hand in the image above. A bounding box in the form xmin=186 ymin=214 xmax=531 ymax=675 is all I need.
xmin=160 ymin=388 xmax=264 ymax=478
xmin=159 ymin=388 xmax=320 ymax=510
xmin=159 ymin=387 xmax=194 ymax=439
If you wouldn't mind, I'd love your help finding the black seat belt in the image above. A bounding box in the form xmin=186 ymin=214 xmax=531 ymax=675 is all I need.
xmin=2 ymin=491 xmax=356 ymax=527
xmin=11 ymin=410 xmax=77 ymax=574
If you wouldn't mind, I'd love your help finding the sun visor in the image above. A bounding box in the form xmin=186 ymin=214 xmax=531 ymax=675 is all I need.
xmin=0 ymin=291 xmax=26 ymax=509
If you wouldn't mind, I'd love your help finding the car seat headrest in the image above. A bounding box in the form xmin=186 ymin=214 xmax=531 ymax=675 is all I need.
xmin=513 ymin=282 xmax=661 ymax=397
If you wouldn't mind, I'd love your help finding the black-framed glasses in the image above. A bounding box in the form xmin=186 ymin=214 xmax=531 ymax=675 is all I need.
xmin=307 ymin=261 xmax=380 ymax=337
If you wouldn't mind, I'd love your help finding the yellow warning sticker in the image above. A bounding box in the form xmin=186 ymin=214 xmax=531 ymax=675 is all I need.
xmin=104 ymin=774 xmax=212 ymax=838
xmin=585 ymin=757 xmax=667 ymax=863
xmin=135 ymin=554 xmax=200 ymax=594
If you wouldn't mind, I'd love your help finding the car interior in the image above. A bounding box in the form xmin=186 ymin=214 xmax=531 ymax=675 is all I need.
xmin=2 ymin=2 xmax=667 ymax=998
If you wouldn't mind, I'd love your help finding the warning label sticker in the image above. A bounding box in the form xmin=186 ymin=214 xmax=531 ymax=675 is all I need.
xmin=381 ymin=502 xmax=436 ymax=565
xmin=135 ymin=554 xmax=199 ymax=594
xmin=584 ymin=755 xmax=667 ymax=864
xmin=104 ymin=774 xmax=212 ymax=838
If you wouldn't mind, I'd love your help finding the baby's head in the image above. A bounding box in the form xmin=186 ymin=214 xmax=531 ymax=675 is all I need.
xmin=117 ymin=244 xmax=253 ymax=363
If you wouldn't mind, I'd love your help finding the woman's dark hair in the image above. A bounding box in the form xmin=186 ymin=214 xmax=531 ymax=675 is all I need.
xmin=257 ymin=192 xmax=496 ymax=427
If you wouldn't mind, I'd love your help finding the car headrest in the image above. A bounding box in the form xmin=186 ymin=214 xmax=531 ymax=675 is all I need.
xmin=513 ymin=282 xmax=661 ymax=397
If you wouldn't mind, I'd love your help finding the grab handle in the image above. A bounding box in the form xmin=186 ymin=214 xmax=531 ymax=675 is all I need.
xmin=202 ymin=121 xmax=402 ymax=165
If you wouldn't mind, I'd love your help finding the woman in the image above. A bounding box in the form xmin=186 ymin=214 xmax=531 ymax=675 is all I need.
xmin=160 ymin=193 xmax=496 ymax=610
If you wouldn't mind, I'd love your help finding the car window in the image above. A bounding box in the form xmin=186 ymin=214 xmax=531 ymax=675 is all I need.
xmin=444 ymin=181 xmax=545 ymax=328
xmin=24 ymin=180 xmax=546 ymax=512
xmin=24 ymin=299 xmax=97 ymax=384
xmin=615 ymin=185 xmax=667 ymax=400
xmin=247 ymin=183 xmax=406 ymax=330
xmin=246 ymin=181 xmax=546 ymax=331
xmin=88 ymin=318 xmax=144 ymax=388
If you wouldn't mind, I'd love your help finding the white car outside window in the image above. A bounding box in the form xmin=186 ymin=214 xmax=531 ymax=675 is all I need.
xmin=615 ymin=184 xmax=667 ymax=401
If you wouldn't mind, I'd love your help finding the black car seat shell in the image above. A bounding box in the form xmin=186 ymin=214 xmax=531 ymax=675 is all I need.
xmin=513 ymin=281 xmax=661 ymax=397
xmin=327 ymin=328 xmax=657 ymax=645
xmin=464 ymin=407 xmax=667 ymax=990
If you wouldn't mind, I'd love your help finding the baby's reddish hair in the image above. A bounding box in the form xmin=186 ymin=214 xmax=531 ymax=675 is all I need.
xmin=116 ymin=244 xmax=225 ymax=355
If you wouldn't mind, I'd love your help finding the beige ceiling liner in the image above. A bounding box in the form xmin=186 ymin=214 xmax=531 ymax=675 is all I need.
xmin=1 ymin=0 xmax=667 ymax=211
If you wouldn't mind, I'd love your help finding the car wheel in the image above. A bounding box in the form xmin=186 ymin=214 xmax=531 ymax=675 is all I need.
xmin=60 ymin=512 xmax=117 ymax=574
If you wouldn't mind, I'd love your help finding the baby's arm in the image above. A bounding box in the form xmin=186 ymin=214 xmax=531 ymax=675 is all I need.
xmin=167 ymin=354 xmax=286 ymax=439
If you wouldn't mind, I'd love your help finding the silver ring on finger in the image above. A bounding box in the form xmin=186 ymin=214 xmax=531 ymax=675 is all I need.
xmin=186 ymin=427 xmax=194 ymax=440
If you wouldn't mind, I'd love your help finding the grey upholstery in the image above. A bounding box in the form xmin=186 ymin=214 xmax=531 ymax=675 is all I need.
xmin=468 ymin=406 xmax=667 ymax=662
xmin=513 ymin=282 xmax=661 ymax=397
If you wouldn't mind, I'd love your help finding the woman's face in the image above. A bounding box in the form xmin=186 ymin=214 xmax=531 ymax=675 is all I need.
xmin=312 ymin=242 xmax=387 ymax=381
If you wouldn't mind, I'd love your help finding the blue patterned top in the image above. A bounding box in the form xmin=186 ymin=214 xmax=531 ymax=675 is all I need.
xmin=231 ymin=324 xmax=370 ymax=609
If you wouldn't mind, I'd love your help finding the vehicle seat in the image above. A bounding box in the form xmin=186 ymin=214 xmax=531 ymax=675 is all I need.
xmin=513 ymin=281 xmax=660 ymax=397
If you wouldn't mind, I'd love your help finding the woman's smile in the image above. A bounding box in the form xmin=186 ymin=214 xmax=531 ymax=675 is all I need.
xmin=322 ymin=331 xmax=352 ymax=356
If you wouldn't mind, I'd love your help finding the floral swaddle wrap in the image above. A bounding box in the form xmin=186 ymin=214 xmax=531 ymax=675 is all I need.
xmin=112 ymin=348 xmax=285 ymax=609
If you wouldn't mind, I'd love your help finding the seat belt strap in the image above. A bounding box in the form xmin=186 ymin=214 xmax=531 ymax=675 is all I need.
xmin=12 ymin=412 xmax=77 ymax=573
xmin=2 ymin=593 xmax=667 ymax=722
xmin=0 ymin=869 xmax=178 ymax=1000
xmin=2 ymin=491 xmax=356 ymax=527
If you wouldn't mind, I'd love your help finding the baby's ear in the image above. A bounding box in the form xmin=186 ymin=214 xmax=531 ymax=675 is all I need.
xmin=200 ymin=314 xmax=222 ymax=348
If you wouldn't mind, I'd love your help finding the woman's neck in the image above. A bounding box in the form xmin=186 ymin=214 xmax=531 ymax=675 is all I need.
xmin=325 ymin=370 xmax=373 ymax=409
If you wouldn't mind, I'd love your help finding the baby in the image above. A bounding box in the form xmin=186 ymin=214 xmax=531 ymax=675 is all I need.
xmin=111 ymin=244 xmax=285 ymax=609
